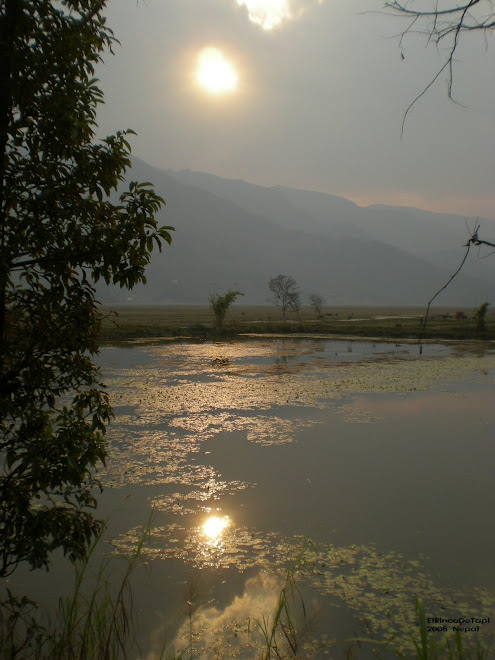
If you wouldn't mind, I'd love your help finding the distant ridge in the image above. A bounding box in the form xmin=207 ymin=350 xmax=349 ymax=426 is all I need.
xmin=95 ymin=157 xmax=495 ymax=306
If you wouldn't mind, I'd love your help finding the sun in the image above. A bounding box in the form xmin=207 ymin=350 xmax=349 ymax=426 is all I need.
xmin=195 ymin=47 xmax=238 ymax=95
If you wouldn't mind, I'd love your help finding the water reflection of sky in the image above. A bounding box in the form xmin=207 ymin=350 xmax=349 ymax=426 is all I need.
xmin=97 ymin=339 xmax=495 ymax=657
xmin=99 ymin=337 xmax=459 ymax=372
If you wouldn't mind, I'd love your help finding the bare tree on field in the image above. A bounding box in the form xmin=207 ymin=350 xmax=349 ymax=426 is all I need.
xmin=308 ymin=294 xmax=325 ymax=319
xmin=384 ymin=0 xmax=494 ymax=130
xmin=291 ymin=292 xmax=302 ymax=318
xmin=268 ymin=275 xmax=301 ymax=321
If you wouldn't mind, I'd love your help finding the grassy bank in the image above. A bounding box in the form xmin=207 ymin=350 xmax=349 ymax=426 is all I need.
xmin=99 ymin=304 xmax=495 ymax=342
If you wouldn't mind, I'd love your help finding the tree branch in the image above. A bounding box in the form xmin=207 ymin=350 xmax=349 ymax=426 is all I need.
xmin=383 ymin=0 xmax=493 ymax=131
xmin=78 ymin=0 xmax=107 ymax=26
xmin=418 ymin=240 xmax=472 ymax=344
xmin=418 ymin=222 xmax=495 ymax=346
xmin=385 ymin=0 xmax=481 ymax=19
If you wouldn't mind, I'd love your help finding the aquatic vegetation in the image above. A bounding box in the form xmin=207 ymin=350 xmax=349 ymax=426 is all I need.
xmin=114 ymin=519 xmax=495 ymax=656
xmin=97 ymin=339 xmax=495 ymax=657
xmin=100 ymin=341 xmax=495 ymax=494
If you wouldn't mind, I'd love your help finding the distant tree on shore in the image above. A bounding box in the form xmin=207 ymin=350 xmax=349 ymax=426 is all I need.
xmin=268 ymin=275 xmax=301 ymax=321
xmin=209 ymin=290 xmax=244 ymax=329
xmin=474 ymin=302 xmax=490 ymax=334
xmin=308 ymin=294 xmax=325 ymax=319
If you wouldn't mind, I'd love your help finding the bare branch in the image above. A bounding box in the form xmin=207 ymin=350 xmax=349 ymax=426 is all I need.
xmin=384 ymin=0 xmax=494 ymax=130
xmin=401 ymin=58 xmax=450 ymax=136
xmin=418 ymin=241 xmax=472 ymax=344
xmin=418 ymin=221 xmax=495 ymax=345
xmin=385 ymin=0 xmax=481 ymax=19
xmin=471 ymin=236 xmax=495 ymax=250
xmin=480 ymin=249 xmax=495 ymax=259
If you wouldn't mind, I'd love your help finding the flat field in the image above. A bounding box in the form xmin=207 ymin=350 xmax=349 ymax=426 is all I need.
xmin=99 ymin=303 xmax=495 ymax=341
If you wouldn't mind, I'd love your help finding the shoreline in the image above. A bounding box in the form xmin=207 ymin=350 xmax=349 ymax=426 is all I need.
xmin=99 ymin=331 xmax=495 ymax=346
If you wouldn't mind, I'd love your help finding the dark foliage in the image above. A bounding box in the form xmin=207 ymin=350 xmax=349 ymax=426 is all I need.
xmin=0 ymin=0 xmax=173 ymax=576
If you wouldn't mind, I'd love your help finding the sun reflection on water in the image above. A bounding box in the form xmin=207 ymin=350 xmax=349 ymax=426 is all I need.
xmin=202 ymin=514 xmax=230 ymax=544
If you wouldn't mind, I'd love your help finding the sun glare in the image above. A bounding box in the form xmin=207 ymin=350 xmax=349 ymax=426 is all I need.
xmin=202 ymin=515 xmax=230 ymax=541
xmin=237 ymin=0 xmax=291 ymax=30
xmin=195 ymin=48 xmax=238 ymax=95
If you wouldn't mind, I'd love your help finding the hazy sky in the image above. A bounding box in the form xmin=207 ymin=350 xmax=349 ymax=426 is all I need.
xmin=97 ymin=0 xmax=494 ymax=218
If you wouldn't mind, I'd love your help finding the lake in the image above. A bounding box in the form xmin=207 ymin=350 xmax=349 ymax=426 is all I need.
xmin=7 ymin=337 xmax=495 ymax=658
xmin=94 ymin=337 xmax=495 ymax=658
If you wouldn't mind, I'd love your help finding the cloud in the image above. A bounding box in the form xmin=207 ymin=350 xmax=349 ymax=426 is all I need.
xmin=237 ymin=0 xmax=291 ymax=30
xmin=146 ymin=572 xmax=280 ymax=659
xmin=236 ymin=0 xmax=324 ymax=30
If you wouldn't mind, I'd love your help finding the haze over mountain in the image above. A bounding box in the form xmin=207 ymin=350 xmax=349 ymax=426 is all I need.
xmin=98 ymin=157 xmax=495 ymax=307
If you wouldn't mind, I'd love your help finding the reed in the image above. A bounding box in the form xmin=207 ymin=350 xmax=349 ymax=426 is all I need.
xmin=2 ymin=528 xmax=493 ymax=659
xmin=254 ymin=539 xmax=321 ymax=659
xmin=350 ymin=600 xmax=493 ymax=660
xmin=0 ymin=518 xmax=152 ymax=660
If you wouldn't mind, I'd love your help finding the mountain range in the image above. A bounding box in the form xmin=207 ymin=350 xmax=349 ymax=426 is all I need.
xmin=96 ymin=157 xmax=495 ymax=306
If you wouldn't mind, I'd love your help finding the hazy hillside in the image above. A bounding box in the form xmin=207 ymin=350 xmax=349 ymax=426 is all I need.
xmin=96 ymin=158 xmax=495 ymax=306
xmin=169 ymin=168 xmax=495 ymax=287
xmin=167 ymin=169 xmax=371 ymax=241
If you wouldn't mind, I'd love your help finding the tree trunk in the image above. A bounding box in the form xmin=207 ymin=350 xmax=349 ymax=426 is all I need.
xmin=0 ymin=0 xmax=20 ymax=385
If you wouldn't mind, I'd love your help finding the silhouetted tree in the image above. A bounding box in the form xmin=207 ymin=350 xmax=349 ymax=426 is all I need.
xmin=268 ymin=275 xmax=301 ymax=321
xmin=0 ymin=0 xmax=173 ymax=576
xmin=474 ymin=302 xmax=490 ymax=334
xmin=308 ymin=294 xmax=325 ymax=319
xmin=209 ymin=290 xmax=244 ymax=329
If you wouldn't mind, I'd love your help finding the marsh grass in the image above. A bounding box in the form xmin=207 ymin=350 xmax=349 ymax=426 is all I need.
xmin=0 ymin=518 xmax=152 ymax=660
xmin=250 ymin=541 xmax=494 ymax=660
xmin=350 ymin=599 xmax=493 ymax=660
xmin=253 ymin=539 xmax=326 ymax=659
xmin=50 ymin=520 xmax=145 ymax=660
xmin=180 ymin=575 xmax=201 ymax=660
xmin=2 ymin=531 xmax=493 ymax=660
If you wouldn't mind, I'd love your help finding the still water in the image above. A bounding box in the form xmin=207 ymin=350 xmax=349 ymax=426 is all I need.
xmin=7 ymin=338 xmax=495 ymax=658
xmin=89 ymin=337 xmax=495 ymax=658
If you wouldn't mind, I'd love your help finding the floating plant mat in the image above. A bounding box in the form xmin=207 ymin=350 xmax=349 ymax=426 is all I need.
xmin=96 ymin=340 xmax=495 ymax=657
xmin=114 ymin=523 xmax=495 ymax=656
xmin=102 ymin=342 xmax=495 ymax=419
xmin=100 ymin=341 xmax=495 ymax=489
